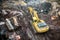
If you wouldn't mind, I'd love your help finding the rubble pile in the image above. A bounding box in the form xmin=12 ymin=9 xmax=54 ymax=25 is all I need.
xmin=0 ymin=0 xmax=60 ymax=40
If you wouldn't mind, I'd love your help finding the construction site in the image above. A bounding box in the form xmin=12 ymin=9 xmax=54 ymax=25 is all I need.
xmin=0 ymin=0 xmax=60 ymax=40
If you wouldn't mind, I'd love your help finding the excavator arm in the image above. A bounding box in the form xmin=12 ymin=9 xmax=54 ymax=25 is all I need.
xmin=28 ymin=7 xmax=40 ymax=21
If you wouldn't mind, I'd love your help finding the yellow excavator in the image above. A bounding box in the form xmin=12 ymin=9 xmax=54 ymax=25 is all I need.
xmin=28 ymin=7 xmax=49 ymax=33
xmin=19 ymin=1 xmax=49 ymax=33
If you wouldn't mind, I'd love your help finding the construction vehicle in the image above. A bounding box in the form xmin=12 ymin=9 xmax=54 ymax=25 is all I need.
xmin=28 ymin=7 xmax=49 ymax=33
xmin=6 ymin=15 xmax=20 ymax=31
xmin=16 ymin=1 xmax=49 ymax=33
